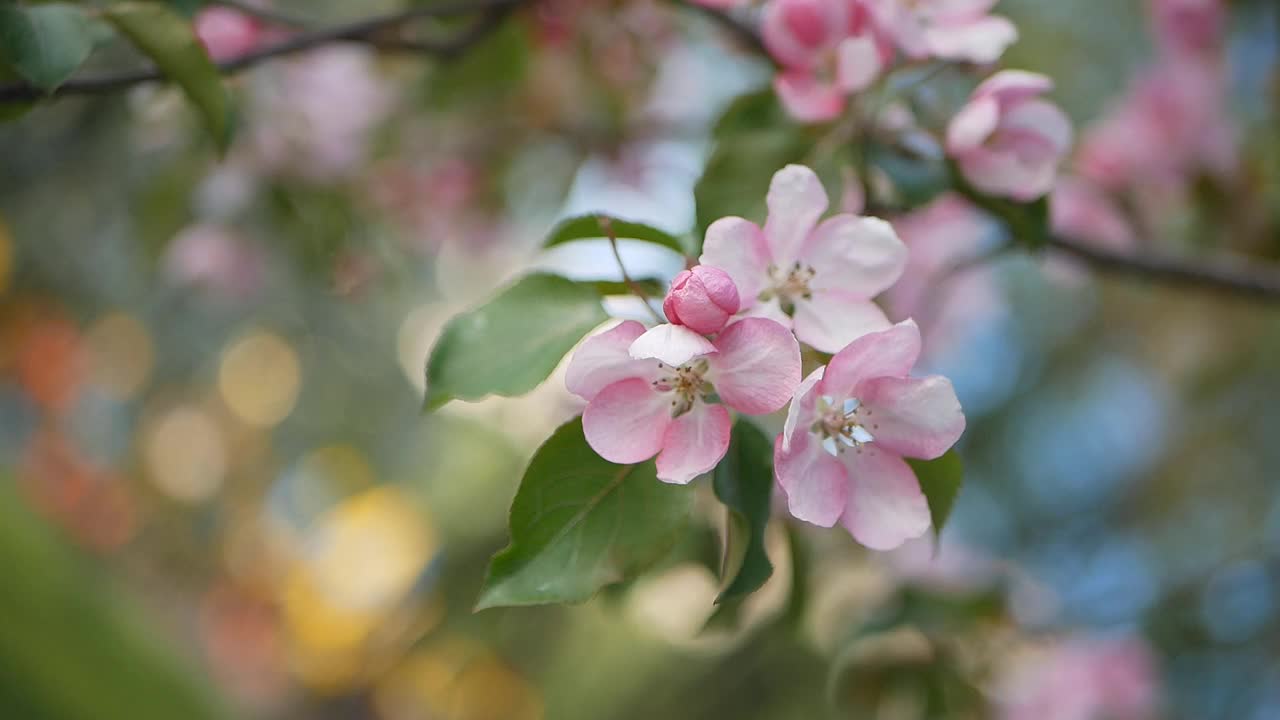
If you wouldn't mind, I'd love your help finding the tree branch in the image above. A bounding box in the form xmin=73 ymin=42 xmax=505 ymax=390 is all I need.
xmin=678 ymin=2 xmax=1280 ymax=303
xmin=0 ymin=0 xmax=528 ymax=103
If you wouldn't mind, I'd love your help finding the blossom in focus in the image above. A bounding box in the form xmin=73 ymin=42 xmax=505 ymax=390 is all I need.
xmin=662 ymin=266 xmax=741 ymax=335
xmin=999 ymin=635 xmax=1160 ymax=720
xmin=700 ymin=164 xmax=907 ymax=353
xmin=762 ymin=0 xmax=890 ymax=122
xmin=947 ymin=70 xmax=1072 ymax=201
xmin=867 ymin=0 xmax=1018 ymax=64
xmin=774 ymin=320 xmax=965 ymax=549
xmin=567 ymin=318 xmax=801 ymax=484
xmin=193 ymin=7 xmax=262 ymax=62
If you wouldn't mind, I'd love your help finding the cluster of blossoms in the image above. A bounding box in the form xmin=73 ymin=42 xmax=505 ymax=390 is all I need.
xmin=567 ymin=165 xmax=966 ymax=550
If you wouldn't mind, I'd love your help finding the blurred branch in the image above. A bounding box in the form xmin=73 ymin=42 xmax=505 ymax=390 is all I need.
xmin=681 ymin=4 xmax=1280 ymax=304
xmin=0 ymin=0 xmax=527 ymax=102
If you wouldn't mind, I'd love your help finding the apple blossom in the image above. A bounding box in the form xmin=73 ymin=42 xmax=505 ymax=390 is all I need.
xmin=700 ymin=164 xmax=907 ymax=353
xmin=774 ymin=320 xmax=965 ymax=549
xmin=662 ymin=266 xmax=740 ymax=335
xmin=1150 ymin=0 xmax=1224 ymax=59
xmin=193 ymin=7 xmax=262 ymax=62
xmin=567 ymin=318 xmax=801 ymax=484
xmin=762 ymin=0 xmax=890 ymax=122
xmin=947 ymin=70 xmax=1073 ymax=201
xmin=999 ymin=635 xmax=1159 ymax=720
xmin=866 ymin=0 xmax=1018 ymax=64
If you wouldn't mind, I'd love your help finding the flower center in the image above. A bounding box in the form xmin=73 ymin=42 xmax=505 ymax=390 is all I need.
xmin=652 ymin=359 xmax=713 ymax=418
xmin=812 ymin=394 xmax=878 ymax=455
xmin=759 ymin=262 xmax=816 ymax=314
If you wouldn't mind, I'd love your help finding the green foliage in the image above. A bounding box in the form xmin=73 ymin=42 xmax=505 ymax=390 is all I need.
xmin=0 ymin=485 xmax=227 ymax=720
xmin=0 ymin=3 xmax=93 ymax=91
xmin=424 ymin=273 xmax=608 ymax=409
xmin=711 ymin=419 xmax=775 ymax=603
xmin=867 ymin=140 xmax=951 ymax=208
xmin=544 ymin=214 xmax=689 ymax=257
xmin=104 ymin=3 xmax=233 ymax=153
xmin=950 ymin=161 xmax=1051 ymax=249
xmin=907 ymin=449 xmax=964 ymax=539
xmin=476 ymin=418 xmax=694 ymax=609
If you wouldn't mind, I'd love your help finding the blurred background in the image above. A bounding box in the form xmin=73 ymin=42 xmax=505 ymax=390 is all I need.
xmin=2 ymin=0 xmax=1279 ymax=718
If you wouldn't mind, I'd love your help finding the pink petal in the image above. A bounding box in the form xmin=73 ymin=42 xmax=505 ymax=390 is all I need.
xmin=835 ymin=33 xmax=884 ymax=93
xmin=1001 ymin=98 xmax=1073 ymax=155
xmin=583 ymin=378 xmax=672 ymax=464
xmin=691 ymin=265 xmax=740 ymax=315
xmin=775 ymin=431 xmax=848 ymax=527
xmin=819 ymin=319 xmax=921 ymax=401
xmin=946 ymin=95 xmax=1000 ymax=154
xmin=709 ymin=317 xmax=802 ymax=415
xmin=565 ymin=320 xmax=652 ymax=401
xmin=655 ymin=403 xmax=732 ymax=484
xmin=859 ymin=375 xmax=965 ymax=459
xmin=761 ymin=0 xmax=848 ymax=68
xmin=841 ymin=448 xmax=931 ymax=550
xmin=928 ymin=0 xmax=1000 ymax=21
xmin=763 ymin=165 xmax=831 ymax=269
xmin=957 ymin=146 xmax=1057 ymax=201
xmin=700 ymin=216 xmax=771 ymax=301
xmin=925 ymin=15 xmax=1017 ymax=63
xmin=792 ymin=292 xmax=892 ymax=354
xmin=629 ymin=323 xmax=717 ymax=367
xmin=973 ymin=69 xmax=1054 ymax=108
xmin=782 ymin=366 xmax=825 ymax=452
xmin=803 ymin=215 xmax=907 ymax=297
xmin=774 ymin=73 xmax=845 ymax=125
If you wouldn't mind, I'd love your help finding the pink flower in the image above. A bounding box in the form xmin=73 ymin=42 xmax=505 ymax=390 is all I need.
xmin=567 ymin=319 xmax=801 ymax=484
xmin=867 ymin=0 xmax=1018 ymax=63
xmin=1050 ymin=177 xmax=1136 ymax=252
xmin=999 ymin=635 xmax=1160 ymax=720
xmin=700 ymin=164 xmax=907 ymax=353
xmin=947 ymin=70 xmax=1073 ymax=201
xmin=662 ymin=266 xmax=741 ymax=335
xmin=193 ymin=7 xmax=262 ymax=62
xmin=1150 ymin=0 xmax=1224 ymax=59
xmin=774 ymin=321 xmax=965 ymax=549
xmin=763 ymin=0 xmax=890 ymax=122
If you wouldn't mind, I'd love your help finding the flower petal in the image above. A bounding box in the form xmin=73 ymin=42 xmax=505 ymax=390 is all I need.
xmin=835 ymin=33 xmax=884 ymax=93
xmin=782 ymin=366 xmax=825 ymax=452
xmin=629 ymin=323 xmax=717 ymax=367
xmin=946 ymin=95 xmax=1000 ymax=154
xmin=973 ymin=69 xmax=1054 ymax=107
xmin=583 ymin=378 xmax=672 ymax=464
xmin=764 ymin=164 xmax=829 ymax=266
xmin=803 ymin=215 xmax=907 ymax=297
xmin=1001 ymin=98 xmax=1073 ymax=155
xmin=792 ymin=291 xmax=892 ymax=354
xmin=655 ymin=403 xmax=732 ymax=484
xmin=924 ymin=15 xmax=1017 ymax=64
xmin=819 ymin=319 xmax=921 ymax=400
xmin=841 ymin=448 xmax=931 ymax=550
xmin=761 ymin=0 xmax=848 ymax=68
xmin=858 ymin=375 xmax=965 ymax=459
xmin=700 ymin=216 xmax=771 ymax=301
xmin=775 ymin=431 xmax=848 ymax=527
xmin=774 ymin=73 xmax=845 ymax=125
xmin=709 ymin=317 xmax=802 ymax=414
xmin=565 ymin=320 xmax=651 ymax=401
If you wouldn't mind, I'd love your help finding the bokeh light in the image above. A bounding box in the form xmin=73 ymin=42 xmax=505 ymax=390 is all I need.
xmin=218 ymin=330 xmax=301 ymax=427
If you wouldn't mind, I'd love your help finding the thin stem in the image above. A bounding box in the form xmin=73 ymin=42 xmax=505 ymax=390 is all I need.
xmin=600 ymin=216 xmax=667 ymax=324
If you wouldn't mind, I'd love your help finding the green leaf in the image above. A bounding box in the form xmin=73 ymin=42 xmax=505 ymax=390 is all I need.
xmin=0 ymin=3 xmax=93 ymax=91
xmin=949 ymin=161 xmax=1051 ymax=250
xmin=711 ymin=420 xmax=775 ymax=603
xmin=0 ymin=483 xmax=228 ymax=720
xmin=476 ymin=418 xmax=695 ymax=609
xmin=544 ymin=214 xmax=688 ymax=256
xmin=867 ymin=141 xmax=950 ymax=208
xmin=104 ymin=2 xmax=233 ymax=152
xmin=424 ymin=273 xmax=607 ymax=409
xmin=907 ymin=449 xmax=963 ymax=538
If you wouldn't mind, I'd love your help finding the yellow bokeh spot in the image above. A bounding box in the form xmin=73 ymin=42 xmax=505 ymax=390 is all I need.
xmin=301 ymin=445 xmax=375 ymax=496
xmin=219 ymin=330 xmax=300 ymax=427
xmin=374 ymin=638 xmax=544 ymax=720
xmin=144 ymin=404 xmax=227 ymax=503
xmin=84 ymin=312 xmax=154 ymax=400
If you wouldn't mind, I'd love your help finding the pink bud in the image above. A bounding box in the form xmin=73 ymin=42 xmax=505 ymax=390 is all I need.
xmin=193 ymin=7 xmax=261 ymax=62
xmin=662 ymin=266 xmax=740 ymax=335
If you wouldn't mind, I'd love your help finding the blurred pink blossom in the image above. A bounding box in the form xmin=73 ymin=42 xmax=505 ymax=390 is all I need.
xmin=700 ymin=164 xmax=907 ymax=353
xmin=1149 ymin=0 xmax=1225 ymax=59
xmin=567 ymin=318 xmax=800 ymax=484
xmin=947 ymin=70 xmax=1073 ymax=201
xmin=193 ymin=7 xmax=262 ymax=62
xmin=866 ymin=0 xmax=1018 ymax=63
xmin=164 ymin=223 xmax=265 ymax=299
xmin=1050 ymin=176 xmax=1136 ymax=252
xmin=999 ymin=635 xmax=1160 ymax=720
xmin=775 ymin=320 xmax=965 ymax=549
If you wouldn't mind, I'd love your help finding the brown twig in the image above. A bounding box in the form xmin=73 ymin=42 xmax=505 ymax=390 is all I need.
xmin=0 ymin=0 xmax=528 ymax=103
xmin=599 ymin=216 xmax=668 ymax=324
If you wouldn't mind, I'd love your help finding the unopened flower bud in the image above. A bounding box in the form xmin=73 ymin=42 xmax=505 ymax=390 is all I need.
xmin=662 ymin=265 xmax=741 ymax=335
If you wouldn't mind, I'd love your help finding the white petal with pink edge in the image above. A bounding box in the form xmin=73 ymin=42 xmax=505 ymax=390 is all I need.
xmin=782 ymin=366 xmax=825 ymax=453
xmin=792 ymin=291 xmax=892 ymax=354
xmin=700 ymin=216 xmax=772 ymax=301
xmin=655 ymin=403 xmax=732 ymax=484
xmin=840 ymin=448 xmax=931 ymax=550
xmin=764 ymin=164 xmax=830 ymax=265
xmin=803 ymin=215 xmax=907 ymax=297
xmin=775 ymin=432 xmax=848 ymax=527
xmin=628 ymin=323 xmax=717 ymax=367
xmin=565 ymin=320 xmax=651 ymax=401
xmin=857 ymin=375 xmax=966 ymax=460
xmin=818 ymin=319 xmax=922 ymax=401
xmin=583 ymin=378 xmax=672 ymax=464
